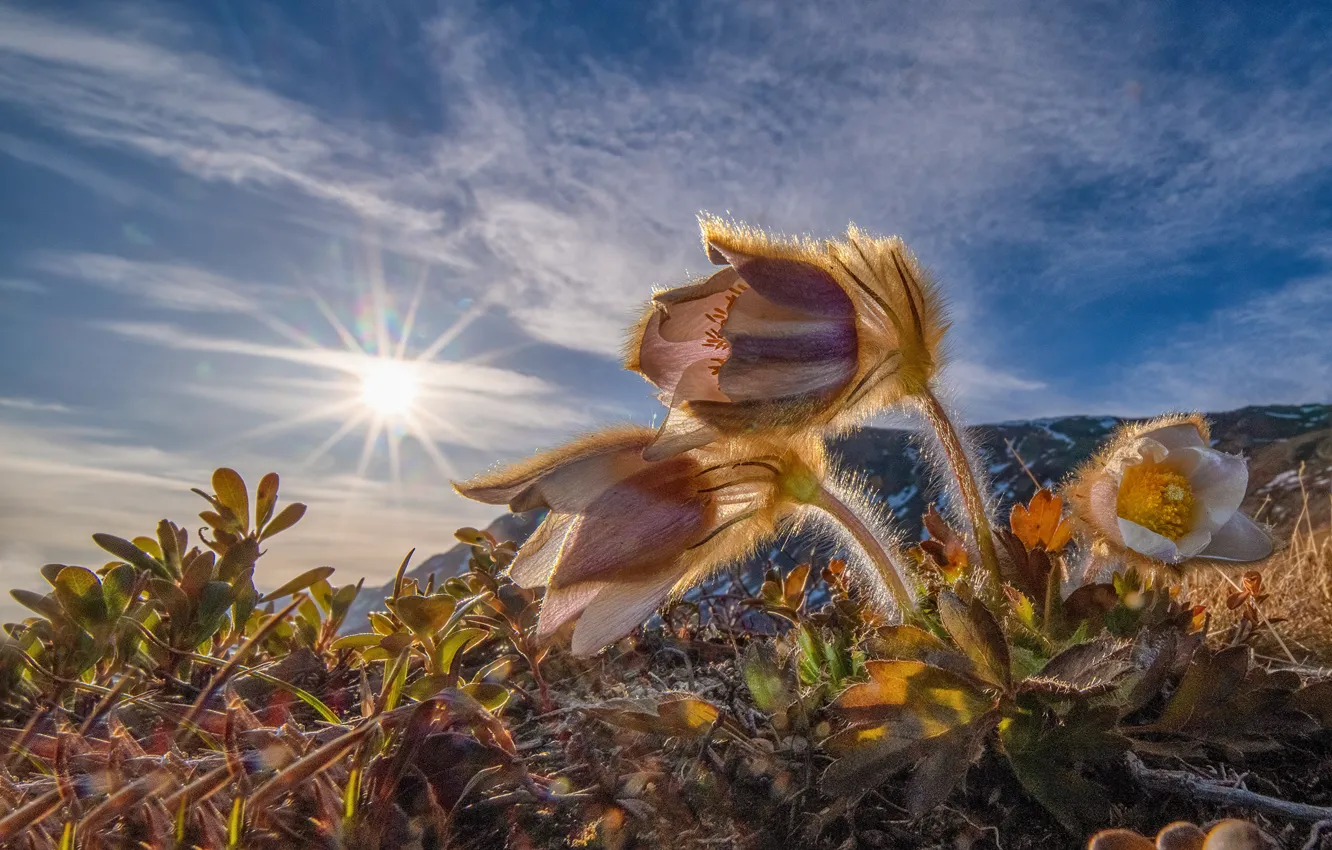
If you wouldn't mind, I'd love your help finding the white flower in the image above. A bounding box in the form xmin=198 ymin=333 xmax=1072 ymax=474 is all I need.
xmin=1069 ymin=417 xmax=1272 ymax=566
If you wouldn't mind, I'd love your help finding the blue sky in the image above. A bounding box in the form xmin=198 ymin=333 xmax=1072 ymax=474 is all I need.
xmin=2 ymin=1 xmax=1331 ymax=614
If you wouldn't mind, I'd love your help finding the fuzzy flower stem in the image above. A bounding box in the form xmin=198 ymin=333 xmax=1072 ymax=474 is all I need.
xmin=916 ymin=387 xmax=1004 ymax=596
xmin=807 ymin=482 xmax=915 ymax=616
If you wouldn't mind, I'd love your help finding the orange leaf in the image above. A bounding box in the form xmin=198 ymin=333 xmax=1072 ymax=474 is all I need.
xmin=1009 ymin=489 xmax=1072 ymax=552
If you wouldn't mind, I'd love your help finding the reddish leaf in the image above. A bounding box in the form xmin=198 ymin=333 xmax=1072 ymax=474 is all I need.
xmin=1010 ymin=488 xmax=1071 ymax=552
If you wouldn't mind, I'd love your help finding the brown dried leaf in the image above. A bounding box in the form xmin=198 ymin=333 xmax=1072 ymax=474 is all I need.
xmin=921 ymin=505 xmax=969 ymax=577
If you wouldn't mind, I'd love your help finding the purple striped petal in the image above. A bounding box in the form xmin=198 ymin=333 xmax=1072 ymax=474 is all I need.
xmin=553 ymin=458 xmax=708 ymax=585
xmin=708 ymin=243 xmax=855 ymax=319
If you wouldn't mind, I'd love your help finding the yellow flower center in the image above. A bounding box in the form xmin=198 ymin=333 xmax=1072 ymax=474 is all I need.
xmin=1116 ymin=462 xmax=1196 ymax=540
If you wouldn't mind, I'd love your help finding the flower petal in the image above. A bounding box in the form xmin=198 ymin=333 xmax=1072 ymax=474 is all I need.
xmin=570 ymin=566 xmax=684 ymax=656
xmin=1088 ymin=476 xmax=1123 ymax=544
xmin=719 ymin=288 xmax=858 ymax=403
xmin=1118 ymin=517 xmax=1214 ymax=563
xmin=1117 ymin=518 xmax=1184 ymax=563
xmin=1198 ymin=512 xmax=1273 ymax=562
xmin=508 ymin=512 xmax=575 ymax=588
xmin=537 ymin=580 xmax=604 ymax=640
xmin=707 ymin=243 xmax=855 ymax=319
xmin=1168 ymin=446 xmax=1248 ymax=530
xmin=653 ymin=268 xmax=744 ymax=341
xmin=455 ymin=428 xmax=651 ymax=512
xmin=1140 ymin=422 xmax=1206 ymax=452
xmin=635 ymin=310 xmax=706 ymax=397
xmin=642 ymin=405 xmax=719 ymax=462
xmin=553 ymin=459 xmax=707 ymax=585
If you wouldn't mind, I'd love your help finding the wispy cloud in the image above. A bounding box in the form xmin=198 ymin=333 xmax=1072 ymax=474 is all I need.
xmin=1111 ymin=270 xmax=1332 ymax=414
xmin=36 ymin=253 xmax=272 ymax=313
xmin=0 ymin=397 xmax=72 ymax=414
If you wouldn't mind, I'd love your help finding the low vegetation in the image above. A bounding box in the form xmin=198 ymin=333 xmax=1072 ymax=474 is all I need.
xmin=1 ymin=466 xmax=1329 ymax=849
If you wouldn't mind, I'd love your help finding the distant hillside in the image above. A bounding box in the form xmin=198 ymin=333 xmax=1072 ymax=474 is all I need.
xmin=345 ymin=403 xmax=1331 ymax=628
xmin=834 ymin=402 xmax=1331 ymax=540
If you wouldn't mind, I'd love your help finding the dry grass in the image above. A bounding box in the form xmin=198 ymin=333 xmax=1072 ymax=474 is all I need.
xmin=1192 ymin=477 xmax=1332 ymax=667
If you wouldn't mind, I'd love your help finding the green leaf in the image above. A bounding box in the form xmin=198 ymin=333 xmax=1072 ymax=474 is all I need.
xmin=904 ymin=719 xmax=986 ymax=816
xmin=937 ymin=591 xmax=1011 ymax=689
xmin=132 ymin=536 xmax=163 ymax=561
xmin=390 ymin=594 xmax=456 ymax=637
xmin=867 ymin=625 xmax=974 ymax=678
xmin=180 ymin=545 xmax=218 ymax=599
xmin=310 ymin=578 xmax=334 ymax=614
xmin=92 ymin=534 xmax=172 ymax=580
xmin=1007 ymin=754 xmax=1111 ymax=834
xmin=330 ymin=581 xmax=361 ymax=625
xmin=259 ymin=566 xmax=335 ymax=603
xmin=434 ymin=627 xmax=486 ymax=675
xmin=460 ymin=682 xmax=510 ymax=712
xmin=255 ymin=472 xmax=280 ymax=531
xmin=157 ymin=520 xmax=183 ymax=576
xmin=148 ymin=578 xmax=190 ymax=629
xmin=831 ymin=660 xmax=991 ymax=733
xmin=11 ymin=588 xmax=65 ymax=621
xmin=101 ymin=564 xmax=138 ymax=621
xmin=330 ymin=633 xmax=384 ymax=650
xmin=381 ymin=649 xmax=410 ymax=712
xmin=230 ymin=569 xmax=257 ymax=638
xmin=823 ymin=629 xmax=853 ymax=691
xmin=212 ymin=468 xmax=250 ymax=534
xmin=1155 ymin=645 xmax=1250 ymax=732
xmin=193 ymin=581 xmax=235 ymax=644
xmin=53 ymin=566 xmax=107 ymax=632
xmin=742 ymin=642 xmax=793 ymax=714
xmin=795 ymin=623 xmax=825 ymax=687
xmin=216 ymin=539 xmax=259 ymax=583
xmin=259 ymin=503 xmax=307 ymax=541
xmin=405 ymin=673 xmax=453 ymax=702
xmin=40 ymin=563 xmax=67 ymax=585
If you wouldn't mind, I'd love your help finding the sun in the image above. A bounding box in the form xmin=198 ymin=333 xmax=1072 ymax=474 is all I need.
xmin=359 ymin=358 xmax=419 ymax=418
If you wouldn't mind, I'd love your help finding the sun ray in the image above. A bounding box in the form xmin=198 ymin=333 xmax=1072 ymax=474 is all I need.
xmin=304 ymin=410 xmax=370 ymax=470
xmin=309 ymin=287 xmax=369 ymax=356
xmin=250 ymin=310 xmax=325 ymax=350
xmin=356 ymin=416 xmax=384 ymax=479
xmin=387 ymin=428 xmax=403 ymax=493
xmin=413 ymin=405 xmax=490 ymax=451
xmin=237 ymin=397 xmax=362 ymax=443
xmin=457 ymin=341 xmax=535 ymax=368
xmin=405 ymin=418 xmax=460 ymax=481
xmin=415 ymin=296 xmax=491 ymax=363
xmin=395 ymin=266 xmax=429 ymax=361
xmin=364 ymin=240 xmax=394 ymax=358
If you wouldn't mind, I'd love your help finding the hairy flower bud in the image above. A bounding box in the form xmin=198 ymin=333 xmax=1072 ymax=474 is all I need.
xmin=626 ymin=217 xmax=948 ymax=460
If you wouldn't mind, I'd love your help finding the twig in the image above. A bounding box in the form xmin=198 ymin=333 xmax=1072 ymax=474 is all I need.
xmin=1303 ymin=820 xmax=1332 ymax=850
xmin=1003 ymin=437 xmax=1042 ymax=491
xmin=1127 ymin=752 xmax=1332 ymax=822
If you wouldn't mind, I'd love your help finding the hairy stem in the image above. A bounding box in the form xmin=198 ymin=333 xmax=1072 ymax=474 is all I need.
xmin=809 ymin=482 xmax=915 ymax=616
xmin=916 ymin=387 xmax=1004 ymax=594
